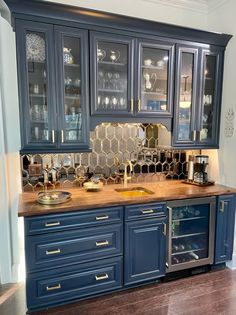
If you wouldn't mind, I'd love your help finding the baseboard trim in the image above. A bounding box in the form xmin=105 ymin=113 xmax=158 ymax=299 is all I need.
xmin=226 ymin=254 xmax=236 ymax=269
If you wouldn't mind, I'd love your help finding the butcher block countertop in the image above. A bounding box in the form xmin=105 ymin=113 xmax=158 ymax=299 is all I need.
xmin=18 ymin=180 xmax=236 ymax=217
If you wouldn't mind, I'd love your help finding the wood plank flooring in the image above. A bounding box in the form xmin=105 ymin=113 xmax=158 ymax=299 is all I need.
xmin=1 ymin=268 xmax=236 ymax=315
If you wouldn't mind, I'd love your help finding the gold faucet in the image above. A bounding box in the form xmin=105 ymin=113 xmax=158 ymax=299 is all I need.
xmin=123 ymin=160 xmax=133 ymax=188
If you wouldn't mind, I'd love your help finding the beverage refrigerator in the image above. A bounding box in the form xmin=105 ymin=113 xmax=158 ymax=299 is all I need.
xmin=166 ymin=197 xmax=216 ymax=272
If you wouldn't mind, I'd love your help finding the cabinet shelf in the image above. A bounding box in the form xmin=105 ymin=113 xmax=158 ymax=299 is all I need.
xmin=98 ymin=88 xmax=125 ymax=93
xmin=31 ymin=120 xmax=48 ymax=124
xmin=142 ymin=65 xmax=166 ymax=70
xmin=142 ymin=91 xmax=166 ymax=96
xmin=64 ymin=63 xmax=80 ymax=68
xmin=171 ymin=248 xmax=206 ymax=256
xmin=172 ymin=232 xmax=206 ymax=239
xmin=172 ymin=216 xmax=207 ymax=222
xmin=29 ymin=94 xmax=46 ymax=98
xmin=98 ymin=61 xmax=126 ymax=67
xmin=65 ymin=95 xmax=81 ymax=99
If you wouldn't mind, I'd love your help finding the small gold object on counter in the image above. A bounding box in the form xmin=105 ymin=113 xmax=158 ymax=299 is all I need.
xmin=83 ymin=181 xmax=103 ymax=192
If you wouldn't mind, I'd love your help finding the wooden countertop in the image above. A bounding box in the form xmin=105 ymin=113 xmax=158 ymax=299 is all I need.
xmin=18 ymin=180 xmax=236 ymax=217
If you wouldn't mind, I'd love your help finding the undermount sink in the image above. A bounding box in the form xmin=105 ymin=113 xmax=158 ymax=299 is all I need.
xmin=115 ymin=187 xmax=155 ymax=197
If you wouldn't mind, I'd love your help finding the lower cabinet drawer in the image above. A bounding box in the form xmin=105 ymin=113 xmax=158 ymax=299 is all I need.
xmin=26 ymin=224 xmax=123 ymax=272
xmin=25 ymin=207 xmax=123 ymax=235
xmin=125 ymin=202 xmax=166 ymax=221
xmin=26 ymin=256 xmax=123 ymax=311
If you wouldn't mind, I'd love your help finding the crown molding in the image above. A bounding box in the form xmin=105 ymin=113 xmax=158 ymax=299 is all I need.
xmin=207 ymin=0 xmax=229 ymax=12
xmin=142 ymin=0 xmax=229 ymax=14
xmin=141 ymin=0 xmax=208 ymax=14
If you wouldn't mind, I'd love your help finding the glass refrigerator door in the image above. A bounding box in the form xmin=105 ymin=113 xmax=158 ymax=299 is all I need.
xmin=167 ymin=198 xmax=215 ymax=272
xmin=171 ymin=204 xmax=210 ymax=266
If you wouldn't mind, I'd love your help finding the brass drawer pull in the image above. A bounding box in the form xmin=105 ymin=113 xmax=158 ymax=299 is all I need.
xmin=138 ymin=99 xmax=141 ymax=111
xmin=96 ymin=215 xmax=109 ymax=221
xmin=96 ymin=240 xmax=109 ymax=247
xmin=46 ymin=249 xmax=61 ymax=255
xmin=52 ymin=130 xmax=55 ymax=143
xmin=95 ymin=274 xmax=109 ymax=281
xmin=45 ymin=221 xmax=60 ymax=227
xmin=130 ymin=99 xmax=134 ymax=112
xmin=141 ymin=209 xmax=154 ymax=214
xmin=163 ymin=223 xmax=167 ymax=236
xmin=220 ymin=201 xmax=225 ymax=213
xmin=46 ymin=283 xmax=61 ymax=291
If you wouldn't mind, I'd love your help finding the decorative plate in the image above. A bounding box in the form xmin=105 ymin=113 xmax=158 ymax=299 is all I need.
xmin=26 ymin=33 xmax=46 ymax=62
xmin=37 ymin=191 xmax=71 ymax=205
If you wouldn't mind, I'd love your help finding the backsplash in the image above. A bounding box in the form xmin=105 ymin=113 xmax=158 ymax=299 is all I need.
xmin=21 ymin=123 xmax=187 ymax=191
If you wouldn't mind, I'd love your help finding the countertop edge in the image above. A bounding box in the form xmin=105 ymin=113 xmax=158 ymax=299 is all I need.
xmin=18 ymin=182 xmax=236 ymax=217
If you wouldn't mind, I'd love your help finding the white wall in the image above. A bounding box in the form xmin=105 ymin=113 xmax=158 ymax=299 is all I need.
xmin=45 ymin=0 xmax=208 ymax=29
xmin=0 ymin=12 xmax=21 ymax=283
xmin=207 ymin=0 xmax=236 ymax=268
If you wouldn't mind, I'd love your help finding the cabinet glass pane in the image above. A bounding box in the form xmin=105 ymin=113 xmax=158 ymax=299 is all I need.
xmin=171 ymin=204 xmax=210 ymax=266
xmin=141 ymin=47 xmax=169 ymax=112
xmin=178 ymin=53 xmax=194 ymax=141
xmin=26 ymin=31 xmax=49 ymax=142
xmin=63 ymin=36 xmax=82 ymax=142
xmin=201 ymin=55 xmax=216 ymax=141
xmin=96 ymin=41 xmax=128 ymax=111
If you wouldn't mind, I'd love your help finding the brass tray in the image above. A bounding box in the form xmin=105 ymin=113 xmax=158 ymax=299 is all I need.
xmin=182 ymin=180 xmax=215 ymax=187
xmin=37 ymin=191 xmax=72 ymax=205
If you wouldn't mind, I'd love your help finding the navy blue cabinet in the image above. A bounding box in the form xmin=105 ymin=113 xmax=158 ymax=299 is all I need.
xmin=215 ymin=195 xmax=236 ymax=263
xmin=24 ymin=206 xmax=124 ymax=311
xmin=15 ymin=20 xmax=90 ymax=153
xmin=90 ymin=32 xmax=174 ymax=122
xmin=172 ymin=44 xmax=224 ymax=149
xmin=27 ymin=256 xmax=123 ymax=311
xmin=125 ymin=218 xmax=166 ymax=285
xmin=124 ymin=203 xmax=166 ymax=286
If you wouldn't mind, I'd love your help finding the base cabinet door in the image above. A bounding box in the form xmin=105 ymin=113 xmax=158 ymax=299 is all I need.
xmin=124 ymin=218 xmax=166 ymax=286
xmin=215 ymin=195 xmax=236 ymax=263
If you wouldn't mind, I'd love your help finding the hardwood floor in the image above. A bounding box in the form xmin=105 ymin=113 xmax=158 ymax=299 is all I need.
xmin=1 ymin=268 xmax=236 ymax=315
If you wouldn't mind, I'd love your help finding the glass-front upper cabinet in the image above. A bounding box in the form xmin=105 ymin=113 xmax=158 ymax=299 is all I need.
xmin=55 ymin=26 xmax=89 ymax=150
xmin=173 ymin=45 xmax=224 ymax=148
xmin=16 ymin=21 xmax=57 ymax=152
xmin=15 ymin=20 xmax=90 ymax=153
xmin=199 ymin=49 xmax=223 ymax=146
xmin=90 ymin=32 xmax=134 ymax=116
xmin=136 ymin=40 xmax=174 ymax=116
xmin=173 ymin=46 xmax=198 ymax=147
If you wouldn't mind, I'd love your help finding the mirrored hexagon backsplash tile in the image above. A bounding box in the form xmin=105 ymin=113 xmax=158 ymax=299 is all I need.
xmin=21 ymin=123 xmax=188 ymax=191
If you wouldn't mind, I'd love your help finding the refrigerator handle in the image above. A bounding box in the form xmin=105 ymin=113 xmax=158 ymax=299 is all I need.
xmin=166 ymin=205 xmax=172 ymax=272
